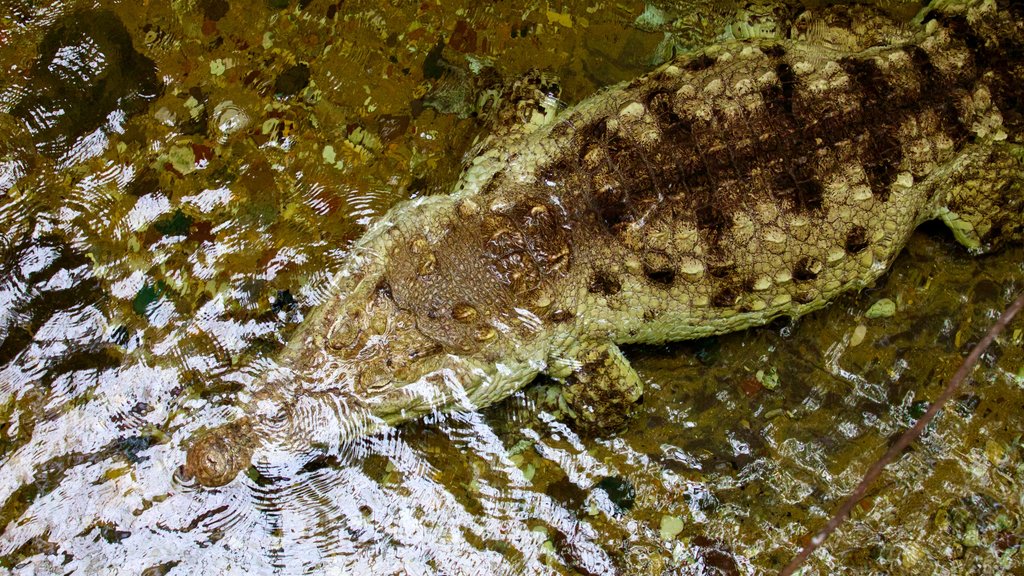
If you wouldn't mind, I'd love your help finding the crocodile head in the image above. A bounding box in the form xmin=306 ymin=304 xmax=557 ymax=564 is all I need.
xmin=313 ymin=263 xmax=498 ymax=424
xmin=185 ymin=197 xmax=555 ymax=486
xmin=308 ymin=197 xmax=556 ymax=424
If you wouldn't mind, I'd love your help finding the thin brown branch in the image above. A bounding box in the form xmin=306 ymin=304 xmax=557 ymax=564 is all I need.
xmin=780 ymin=290 xmax=1024 ymax=576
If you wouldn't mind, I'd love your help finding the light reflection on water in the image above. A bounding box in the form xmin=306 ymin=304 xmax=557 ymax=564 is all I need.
xmin=1 ymin=0 xmax=1022 ymax=574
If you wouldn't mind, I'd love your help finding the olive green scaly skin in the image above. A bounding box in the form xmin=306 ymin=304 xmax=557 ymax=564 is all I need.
xmin=183 ymin=0 xmax=1023 ymax=487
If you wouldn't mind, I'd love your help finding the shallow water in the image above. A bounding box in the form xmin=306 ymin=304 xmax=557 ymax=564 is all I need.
xmin=1 ymin=0 xmax=1022 ymax=574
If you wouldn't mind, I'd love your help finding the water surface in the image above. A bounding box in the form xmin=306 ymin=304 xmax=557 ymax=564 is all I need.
xmin=1 ymin=0 xmax=1022 ymax=574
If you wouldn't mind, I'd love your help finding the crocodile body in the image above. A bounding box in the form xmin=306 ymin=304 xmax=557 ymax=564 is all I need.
xmin=184 ymin=0 xmax=1024 ymax=487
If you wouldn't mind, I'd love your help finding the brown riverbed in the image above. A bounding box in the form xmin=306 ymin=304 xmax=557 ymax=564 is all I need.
xmin=0 ymin=0 xmax=1022 ymax=573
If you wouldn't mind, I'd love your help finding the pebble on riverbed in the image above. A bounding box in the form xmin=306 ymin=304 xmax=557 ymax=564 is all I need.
xmin=865 ymin=298 xmax=897 ymax=319
xmin=660 ymin=514 xmax=685 ymax=540
xmin=12 ymin=10 xmax=160 ymax=157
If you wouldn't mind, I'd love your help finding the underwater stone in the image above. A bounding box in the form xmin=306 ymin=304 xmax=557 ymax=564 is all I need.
xmin=865 ymin=298 xmax=897 ymax=319
xmin=274 ymin=63 xmax=311 ymax=97
xmin=199 ymin=0 xmax=230 ymax=20
xmin=12 ymin=9 xmax=161 ymax=157
xmin=660 ymin=515 xmax=685 ymax=540
xmin=595 ymin=476 xmax=636 ymax=512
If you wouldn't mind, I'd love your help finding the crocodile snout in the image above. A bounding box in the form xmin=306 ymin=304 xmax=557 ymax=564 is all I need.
xmin=184 ymin=418 xmax=257 ymax=487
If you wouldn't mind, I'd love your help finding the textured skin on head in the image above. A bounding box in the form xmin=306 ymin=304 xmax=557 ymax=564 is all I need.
xmin=185 ymin=0 xmax=1023 ymax=486
xmin=184 ymin=418 xmax=257 ymax=487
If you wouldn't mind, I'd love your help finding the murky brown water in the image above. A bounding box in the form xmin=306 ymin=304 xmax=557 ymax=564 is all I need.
xmin=1 ymin=0 xmax=1022 ymax=574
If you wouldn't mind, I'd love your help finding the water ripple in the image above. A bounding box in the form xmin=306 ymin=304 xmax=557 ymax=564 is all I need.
xmin=1 ymin=2 xmax=1022 ymax=575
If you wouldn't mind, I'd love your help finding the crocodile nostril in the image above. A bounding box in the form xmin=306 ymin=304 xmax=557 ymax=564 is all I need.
xmin=186 ymin=419 xmax=257 ymax=487
xmin=408 ymin=343 xmax=443 ymax=360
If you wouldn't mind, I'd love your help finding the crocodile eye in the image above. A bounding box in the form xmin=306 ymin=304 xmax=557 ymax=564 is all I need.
xmin=355 ymin=371 xmax=393 ymax=396
xmin=408 ymin=343 xmax=443 ymax=361
xmin=326 ymin=310 xmax=361 ymax=351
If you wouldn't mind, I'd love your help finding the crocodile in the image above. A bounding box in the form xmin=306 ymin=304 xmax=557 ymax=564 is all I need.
xmin=184 ymin=0 xmax=1023 ymax=487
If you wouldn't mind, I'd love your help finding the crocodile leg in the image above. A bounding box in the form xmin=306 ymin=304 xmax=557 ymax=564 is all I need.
xmin=935 ymin=143 xmax=1024 ymax=252
xmin=554 ymin=341 xmax=644 ymax=432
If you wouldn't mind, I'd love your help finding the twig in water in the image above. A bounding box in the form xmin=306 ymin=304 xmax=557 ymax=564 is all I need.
xmin=780 ymin=290 xmax=1024 ymax=576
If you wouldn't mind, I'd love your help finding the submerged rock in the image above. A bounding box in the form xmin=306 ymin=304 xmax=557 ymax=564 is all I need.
xmin=12 ymin=9 xmax=161 ymax=157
